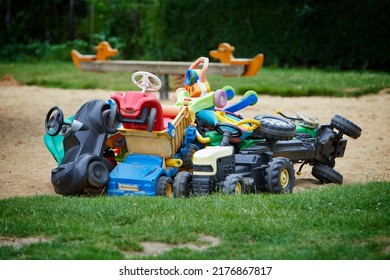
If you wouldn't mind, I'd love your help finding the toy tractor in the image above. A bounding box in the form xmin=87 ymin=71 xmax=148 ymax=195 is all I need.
xmin=251 ymin=111 xmax=362 ymax=184
xmin=173 ymin=123 xmax=296 ymax=197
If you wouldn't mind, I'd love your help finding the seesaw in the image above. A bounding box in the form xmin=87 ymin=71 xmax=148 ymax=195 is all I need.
xmin=71 ymin=41 xmax=263 ymax=99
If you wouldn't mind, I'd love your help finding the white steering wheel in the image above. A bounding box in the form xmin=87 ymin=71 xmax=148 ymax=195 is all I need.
xmin=131 ymin=71 xmax=162 ymax=93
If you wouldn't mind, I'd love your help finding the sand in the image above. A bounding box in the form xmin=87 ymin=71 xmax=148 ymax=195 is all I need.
xmin=0 ymin=80 xmax=389 ymax=199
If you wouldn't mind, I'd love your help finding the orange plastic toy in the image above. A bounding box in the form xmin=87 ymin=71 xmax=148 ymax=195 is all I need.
xmin=209 ymin=42 xmax=264 ymax=76
xmin=71 ymin=41 xmax=118 ymax=70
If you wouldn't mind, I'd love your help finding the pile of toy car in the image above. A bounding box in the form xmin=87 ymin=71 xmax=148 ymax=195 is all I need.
xmin=44 ymin=57 xmax=362 ymax=197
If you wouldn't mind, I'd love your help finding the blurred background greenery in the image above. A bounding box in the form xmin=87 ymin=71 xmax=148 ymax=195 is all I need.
xmin=1 ymin=0 xmax=389 ymax=71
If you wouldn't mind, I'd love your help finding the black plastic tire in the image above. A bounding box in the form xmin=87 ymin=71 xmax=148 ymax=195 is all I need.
xmin=312 ymin=163 xmax=343 ymax=184
xmin=102 ymin=109 xmax=118 ymax=134
xmin=330 ymin=115 xmax=362 ymax=139
xmin=156 ymin=176 xmax=174 ymax=197
xmin=147 ymin=107 xmax=157 ymax=132
xmin=180 ymin=144 xmax=198 ymax=170
xmin=253 ymin=115 xmax=296 ymax=142
xmin=87 ymin=161 xmax=109 ymax=187
xmin=264 ymin=157 xmax=295 ymax=193
xmin=222 ymin=174 xmax=245 ymax=195
xmin=173 ymin=171 xmax=192 ymax=197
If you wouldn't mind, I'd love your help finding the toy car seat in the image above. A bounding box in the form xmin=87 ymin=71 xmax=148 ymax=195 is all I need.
xmin=111 ymin=91 xmax=165 ymax=132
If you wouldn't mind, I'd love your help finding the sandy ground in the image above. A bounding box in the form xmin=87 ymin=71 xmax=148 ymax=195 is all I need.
xmin=0 ymin=79 xmax=389 ymax=199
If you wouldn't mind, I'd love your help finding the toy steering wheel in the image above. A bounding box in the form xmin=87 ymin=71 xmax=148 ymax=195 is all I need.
xmin=235 ymin=118 xmax=261 ymax=131
xmin=45 ymin=106 xmax=64 ymax=136
xmin=131 ymin=71 xmax=162 ymax=93
xmin=215 ymin=123 xmax=243 ymax=138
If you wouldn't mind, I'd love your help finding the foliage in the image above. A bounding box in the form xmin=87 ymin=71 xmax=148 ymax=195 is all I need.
xmin=0 ymin=40 xmax=89 ymax=62
xmin=0 ymin=0 xmax=388 ymax=70
xmin=0 ymin=182 xmax=389 ymax=260
xmin=141 ymin=0 xmax=390 ymax=70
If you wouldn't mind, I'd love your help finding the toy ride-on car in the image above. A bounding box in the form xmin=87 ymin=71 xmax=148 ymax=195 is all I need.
xmin=251 ymin=111 xmax=362 ymax=184
xmin=107 ymin=71 xmax=197 ymax=197
xmin=174 ymin=122 xmax=296 ymax=197
xmin=44 ymin=99 xmax=118 ymax=195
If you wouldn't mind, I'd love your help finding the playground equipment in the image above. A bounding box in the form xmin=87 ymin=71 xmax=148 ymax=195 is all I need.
xmin=71 ymin=42 xmax=264 ymax=99
xmin=71 ymin=41 xmax=118 ymax=70
xmin=209 ymin=42 xmax=264 ymax=77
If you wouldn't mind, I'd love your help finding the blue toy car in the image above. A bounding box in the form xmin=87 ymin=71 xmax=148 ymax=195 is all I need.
xmin=108 ymin=154 xmax=181 ymax=197
xmin=44 ymin=99 xmax=118 ymax=195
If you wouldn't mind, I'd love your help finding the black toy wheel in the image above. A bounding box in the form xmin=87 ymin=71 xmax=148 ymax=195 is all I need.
xmin=87 ymin=161 xmax=109 ymax=187
xmin=253 ymin=115 xmax=296 ymax=142
xmin=173 ymin=171 xmax=192 ymax=197
xmin=312 ymin=163 xmax=343 ymax=184
xmin=215 ymin=123 xmax=243 ymax=138
xmin=45 ymin=106 xmax=64 ymax=136
xmin=330 ymin=115 xmax=362 ymax=139
xmin=265 ymin=157 xmax=295 ymax=193
xmin=222 ymin=174 xmax=245 ymax=195
xmin=180 ymin=144 xmax=198 ymax=170
xmin=147 ymin=107 xmax=157 ymax=132
xmin=102 ymin=107 xmax=118 ymax=134
xmin=156 ymin=176 xmax=174 ymax=197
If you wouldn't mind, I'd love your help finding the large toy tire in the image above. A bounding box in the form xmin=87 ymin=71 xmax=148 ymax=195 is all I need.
xmin=156 ymin=176 xmax=174 ymax=197
xmin=330 ymin=115 xmax=362 ymax=139
xmin=181 ymin=144 xmax=198 ymax=170
xmin=312 ymin=164 xmax=343 ymax=184
xmin=265 ymin=157 xmax=295 ymax=193
xmin=88 ymin=161 xmax=109 ymax=187
xmin=253 ymin=115 xmax=296 ymax=142
xmin=173 ymin=171 xmax=192 ymax=198
xmin=102 ymin=109 xmax=118 ymax=134
xmin=222 ymin=174 xmax=245 ymax=195
xmin=147 ymin=107 xmax=157 ymax=132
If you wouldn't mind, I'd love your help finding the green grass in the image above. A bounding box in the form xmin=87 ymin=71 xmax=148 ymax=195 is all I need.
xmin=1 ymin=61 xmax=389 ymax=96
xmin=1 ymin=182 xmax=389 ymax=260
xmin=209 ymin=67 xmax=390 ymax=97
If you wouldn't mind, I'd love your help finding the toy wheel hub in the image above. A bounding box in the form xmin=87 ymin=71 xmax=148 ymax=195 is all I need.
xmin=93 ymin=165 xmax=105 ymax=178
xmin=280 ymin=169 xmax=289 ymax=187
xmin=166 ymin=183 xmax=173 ymax=197
xmin=235 ymin=182 xmax=242 ymax=195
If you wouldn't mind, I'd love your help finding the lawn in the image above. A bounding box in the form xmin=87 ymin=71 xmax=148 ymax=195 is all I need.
xmin=0 ymin=61 xmax=389 ymax=261
xmin=0 ymin=182 xmax=389 ymax=260
xmin=1 ymin=61 xmax=389 ymax=96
